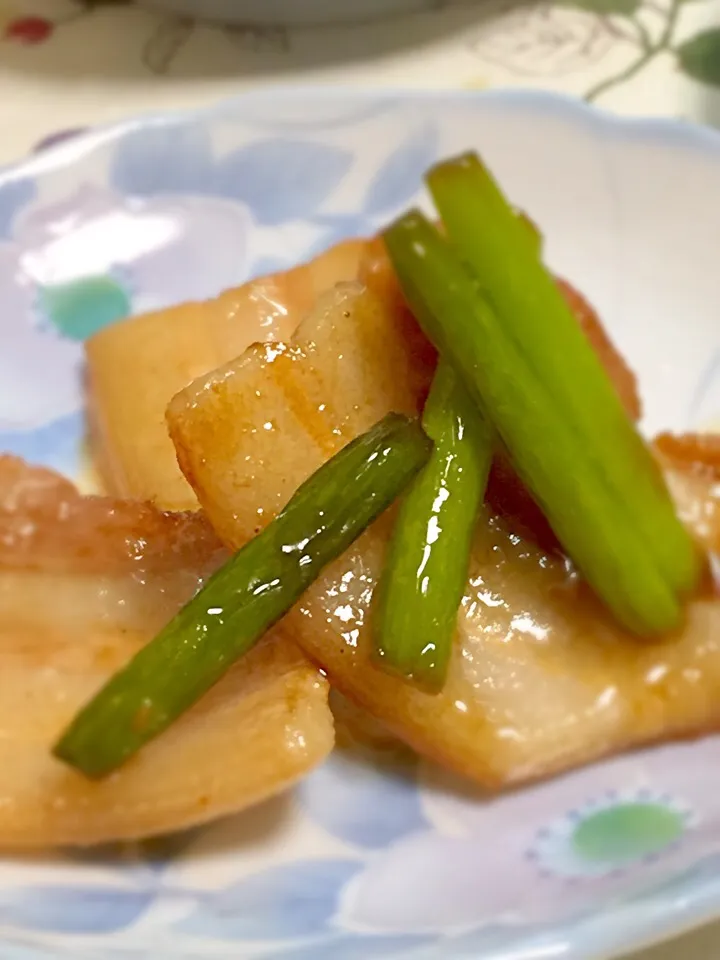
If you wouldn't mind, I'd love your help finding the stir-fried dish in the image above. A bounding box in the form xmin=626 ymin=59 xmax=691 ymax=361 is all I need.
xmin=2 ymin=153 xmax=718 ymax=846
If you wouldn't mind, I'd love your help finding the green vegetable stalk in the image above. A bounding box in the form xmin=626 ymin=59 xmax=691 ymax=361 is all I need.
xmin=383 ymin=211 xmax=691 ymax=636
xmin=517 ymin=211 xmax=542 ymax=258
xmin=427 ymin=152 xmax=700 ymax=598
xmin=54 ymin=414 xmax=431 ymax=779
xmin=374 ymin=360 xmax=493 ymax=688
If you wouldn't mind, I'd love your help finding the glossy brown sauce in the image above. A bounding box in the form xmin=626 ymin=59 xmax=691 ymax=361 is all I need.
xmin=169 ymin=277 xmax=720 ymax=790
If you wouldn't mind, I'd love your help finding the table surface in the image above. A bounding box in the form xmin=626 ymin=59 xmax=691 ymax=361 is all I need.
xmin=2 ymin=2 xmax=720 ymax=957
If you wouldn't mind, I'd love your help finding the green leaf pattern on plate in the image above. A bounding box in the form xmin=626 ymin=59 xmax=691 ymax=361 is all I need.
xmin=38 ymin=275 xmax=131 ymax=342
xmin=530 ymin=791 xmax=693 ymax=879
xmin=573 ymin=803 xmax=685 ymax=864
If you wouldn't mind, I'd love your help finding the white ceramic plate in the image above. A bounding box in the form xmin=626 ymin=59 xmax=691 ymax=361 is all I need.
xmin=0 ymin=88 xmax=719 ymax=960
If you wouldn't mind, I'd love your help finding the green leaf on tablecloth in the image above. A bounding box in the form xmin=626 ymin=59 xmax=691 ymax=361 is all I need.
xmin=557 ymin=0 xmax=640 ymax=16
xmin=676 ymin=29 xmax=720 ymax=86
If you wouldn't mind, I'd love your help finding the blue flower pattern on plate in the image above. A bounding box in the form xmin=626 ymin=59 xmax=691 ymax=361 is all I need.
xmin=362 ymin=123 xmax=438 ymax=216
xmin=0 ymin=412 xmax=84 ymax=479
xmin=177 ymin=859 xmax=362 ymax=941
xmin=0 ymin=89 xmax=718 ymax=959
xmin=299 ymin=731 xmax=427 ymax=850
xmin=0 ymin=886 xmax=154 ymax=934
xmin=110 ymin=123 xmax=217 ymax=198
xmin=0 ymin=175 xmax=35 ymax=238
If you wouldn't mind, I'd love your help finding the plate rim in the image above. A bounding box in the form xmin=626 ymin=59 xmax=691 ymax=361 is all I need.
xmin=4 ymin=85 xmax=720 ymax=187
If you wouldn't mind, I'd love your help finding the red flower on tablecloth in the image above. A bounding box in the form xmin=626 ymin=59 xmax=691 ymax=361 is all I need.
xmin=5 ymin=15 xmax=53 ymax=43
xmin=0 ymin=1 xmax=84 ymax=45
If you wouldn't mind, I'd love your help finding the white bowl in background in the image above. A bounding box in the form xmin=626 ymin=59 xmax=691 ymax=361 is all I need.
xmin=142 ymin=0 xmax=435 ymax=26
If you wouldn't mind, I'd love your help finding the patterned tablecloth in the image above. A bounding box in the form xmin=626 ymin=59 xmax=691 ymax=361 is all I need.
xmin=2 ymin=2 xmax=720 ymax=958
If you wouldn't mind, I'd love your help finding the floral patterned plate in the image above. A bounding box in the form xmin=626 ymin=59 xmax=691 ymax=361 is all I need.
xmin=0 ymin=88 xmax=719 ymax=960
